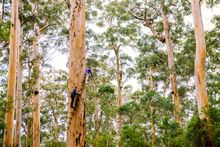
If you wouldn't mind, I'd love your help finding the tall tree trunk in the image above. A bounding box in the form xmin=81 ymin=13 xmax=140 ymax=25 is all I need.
xmin=32 ymin=24 xmax=40 ymax=147
xmin=1 ymin=0 xmax=5 ymax=21
xmin=3 ymin=0 xmax=18 ymax=146
xmin=161 ymin=1 xmax=181 ymax=124
xmin=149 ymin=67 xmax=156 ymax=147
xmin=191 ymin=0 xmax=208 ymax=120
xmin=114 ymin=47 xmax=122 ymax=147
xmin=66 ymin=0 xmax=86 ymax=146
xmin=14 ymin=1 xmax=22 ymax=146
xmin=54 ymin=111 xmax=58 ymax=146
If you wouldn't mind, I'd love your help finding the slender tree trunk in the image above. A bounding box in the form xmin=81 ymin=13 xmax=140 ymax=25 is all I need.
xmin=1 ymin=0 xmax=5 ymax=21
xmin=161 ymin=1 xmax=181 ymax=124
xmin=191 ymin=0 xmax=208 ymax=120
xmin=14 ymin=1 xmax=22 ymax=146
xmin=66 ymin=0 xmax=86 ymax=146
xmin=26 ymin=118 xmax=33 ymax=147
xmin=26 ymin=48 xmax=33 ymax=147
xmin=150 ymin=106 xmax=156 ymax=147
xmin=3 ymin=0 xmax=18 ymax=146
xmin=114 ymin=47 xmax=122 ymax=147
xmin=149 ymin=67 xmax=156 ymax=147
xmin=54 ymin=111 xmax=58 ymax=146
xmin=94 ymin=96 xmax=100 ymax=147
xmin=32 ymin=23 xmax=41 ymax=147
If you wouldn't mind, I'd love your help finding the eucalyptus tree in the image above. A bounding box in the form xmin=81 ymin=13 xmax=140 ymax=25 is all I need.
xmin=13 ymin=0 xmax=67 ymax=145
xmin=89 ymin=1 xmax=138 ymax=145
xmin=40 ymin=69 xmax=67 ymax=146
xmin=14 ymin=1 xmax=23 ymax=146
xmin=128 ymin=0 xmax=191 ymax=125
xmin=85 ymin=47 xmax=116 ymax=146
xmin=0 ymin=1 xmax=11 ymax=145
xmin=66 ymin=0 xmax=86 ymax=146
xmin=3 ymin=0 xmax=19 ymax=146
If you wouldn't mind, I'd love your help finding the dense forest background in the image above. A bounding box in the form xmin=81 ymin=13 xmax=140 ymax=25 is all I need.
xmin=0 ymin=0 xmax=220 ymax=146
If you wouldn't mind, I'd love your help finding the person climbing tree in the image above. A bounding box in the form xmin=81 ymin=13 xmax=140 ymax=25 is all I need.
xmin=85 ymin=67 xmax=93 ymax=83
xmin=85 ymin=67 xmax=93 ymax=76
xmin=70 ymin=87 xmax=80 ymax=108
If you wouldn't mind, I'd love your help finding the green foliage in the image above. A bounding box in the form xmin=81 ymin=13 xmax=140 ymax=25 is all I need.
xmin=185 ymin=115 xmax=214 ymax=147
xmin=121 ymin=125 xmax=147 ymax=147
xmin=0 ymin=20 xmax=10 ymax=42
xmin=95 ymin=133 xmax=115 ymax=147
xmin=98 ymin=84 xmax=115 ymax=95
xmin=44 ymin=141 xmax=66 ymax=147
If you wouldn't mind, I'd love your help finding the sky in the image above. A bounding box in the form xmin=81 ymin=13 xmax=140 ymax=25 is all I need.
xmin=50 ymin=4 xmax=220 ymax=91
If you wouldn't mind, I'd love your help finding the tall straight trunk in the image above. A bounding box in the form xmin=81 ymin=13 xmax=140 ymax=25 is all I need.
xmin=66 ymin=0 xmax=86 ymax=146
xmin=14 ymin=1 xmax=22 ymax=146
xmin=3 ymin=0 xmax=18 ymax=146
xmin=149 ymin=67 xmax=156 ymax=147
xmin=54 ymin=111 xmax=58 ymax=146
xmin=161 ymin=1 xmax=181 ymax=124
xmin=32 ymin=23 xmax=40 ymax=147
xmin=1 ymin=0 xmax=5 ymax=20
xmin=191 ymin=0 xmax=208 ymax=120
xmin=94 ymin=96 xmax=100 ymax=147
xmin=114 ymin=47 xmax=122 ymax=147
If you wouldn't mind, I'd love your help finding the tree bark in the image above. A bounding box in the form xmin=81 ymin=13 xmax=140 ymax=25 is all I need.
xmin=3 ymin=0 xmax=18 ymax=146
xmin=191 ymin=0 xmax=208 ymax=120
xmin=66 ymin=0 xmax=86 ymax=146
xmin=114 ymin=47 xmax=122 ymax=147
xmin=54 ymin=111 xmax=58 ymax=146
xmin=32 ymin=24 xmax=41 ymax=147
xmin=161 ymin=1 xmax=181 ymax=124
xmin=26 ymin=118 xmax=33 ymax=147
xmin=14 ymin=1 xmax=22 ymax=146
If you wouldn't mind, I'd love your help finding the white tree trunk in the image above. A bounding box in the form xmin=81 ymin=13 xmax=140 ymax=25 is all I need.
xmin=114 ymin=47 xmax=122 ymax=147
xmin=191 ymin=0 xmax=209 ymax=120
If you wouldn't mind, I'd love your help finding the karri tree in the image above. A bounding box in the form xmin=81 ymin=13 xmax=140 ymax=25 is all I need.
xmin=14 ymin=0 xmax=22 ymax=146
xmin=3 ymin=0 xmax=19 ymax=146
xmin=191 ymin=0 xmax=208 ymax=120
xmin=66 ymin=0 xmax=86 ymax=146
